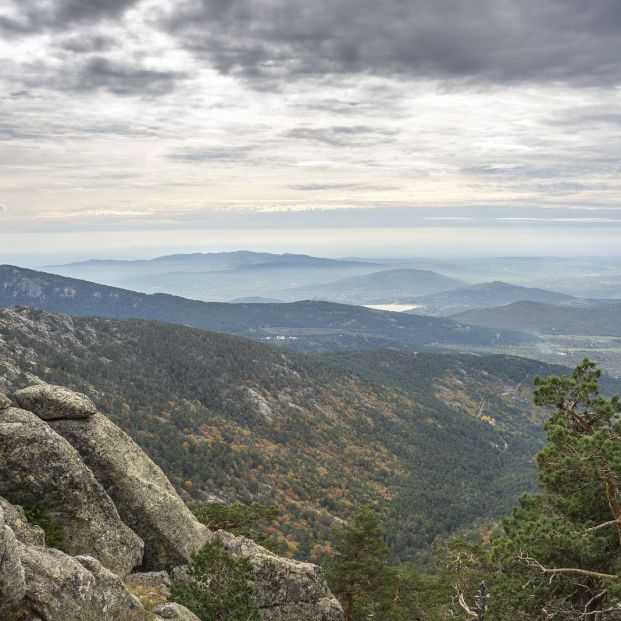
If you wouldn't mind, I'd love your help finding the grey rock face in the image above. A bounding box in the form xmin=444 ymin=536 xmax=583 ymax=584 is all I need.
xmin=0 ymin=407 xmax=143 ymax=575
xmin=0 ymin=392 xmax=11 ymax=410
xmin=218 ymin=532 xmax=343 ymax=620
xmin=14 ymin=384 xmax=97 ymax=420
xmin=153 ymin=602 xmax=201 ymax=620
xmin=0 ymin=496 xmax=45 ymax=547
xmin=48 ymin=411 xmax=209 ymax=570
xmin=17 ymin=545 xmax=146 ymax=621
xmin=125 ymin=570 xmax=171 ymax=590
xmin=0 ymin=507 xmax=27 ymax=617
xmin=259 ymin=600 xmax=345 ymax=621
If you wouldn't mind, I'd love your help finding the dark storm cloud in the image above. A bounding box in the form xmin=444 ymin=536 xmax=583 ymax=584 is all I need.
xmin=46 ymin=57 xmax=186 ymax=96
xmin=169 ymin=146 xmax=257 ymax=163
xmin=163 ymin=0 xmax=621 ymax=87
xmin=0 ymin=0 xmax=139 ymax=33
xmin=285 ymin=125 xmax=397 ymax=146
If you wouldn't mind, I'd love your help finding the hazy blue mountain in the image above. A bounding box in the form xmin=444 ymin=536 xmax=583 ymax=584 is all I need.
xmin=454 ymin=300 xmax=621 ymax=336
xmin=362 ymin=256 xmax=621 ymax=299
xmin=276 ymin=268 xmax=465 ymax=303
xmin=0 ymin=265 xmax=535 ymax=352
xmin=45 ymin=251 xmax=382 ymax=301
xmin=229 ymin=296 xmax=284 ymax=303
xmin=405 ymin=281 xmax=579 ymax=316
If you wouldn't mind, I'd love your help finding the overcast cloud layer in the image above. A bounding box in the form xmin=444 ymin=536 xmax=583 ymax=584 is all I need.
xmin=1 ymin=0 xmax=620 ymax=258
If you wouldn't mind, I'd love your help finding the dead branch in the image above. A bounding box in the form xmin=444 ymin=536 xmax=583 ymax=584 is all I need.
xmin=519 ymin=554 xmax=618 ymax=581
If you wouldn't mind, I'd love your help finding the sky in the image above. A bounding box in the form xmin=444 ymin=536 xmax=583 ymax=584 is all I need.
xmin=1 ymin=0 xmax=620 ymax=262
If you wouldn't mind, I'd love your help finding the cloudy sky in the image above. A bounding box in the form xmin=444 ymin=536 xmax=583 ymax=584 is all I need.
xmin=1 ymin=0 xmax=620 ymax=262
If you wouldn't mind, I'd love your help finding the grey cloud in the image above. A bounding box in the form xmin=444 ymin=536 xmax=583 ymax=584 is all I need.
xmin=163 ymin=0 xmax=621 ymax=87
xmin=528 ymin=182 xmax=612 ymax=195
xmin=285 ymin=125 xmax=396 ymax=146
xmin=60 ymin=34 xmax=118 ymax=53
xmin=169 ymin=146 xmax=256 ymax=163
xmin=0 ymin=0 xmax=139 ymax=34
xmin=45 ymin=57 xmax=186 ymax=96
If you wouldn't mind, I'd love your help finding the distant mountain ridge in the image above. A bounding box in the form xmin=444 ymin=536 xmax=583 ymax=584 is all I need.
xmin=51 ymin=251 xmax=374 ymax=272
xmin=454 ymin=300 xmax=621 ymax=336
xmin=276 ymin=268 xmax=465 ymax=303
xmin=405 ymin=281 xmax=580 ymax=316
xmin=45 ymin=251 xmax=383 ymax=301
xmin=0 ymin=265 xmax=536 ymax=352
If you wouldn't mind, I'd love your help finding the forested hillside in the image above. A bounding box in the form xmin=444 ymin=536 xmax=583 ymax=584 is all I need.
xmin=0 ymin=306 xmax=567 ymax=565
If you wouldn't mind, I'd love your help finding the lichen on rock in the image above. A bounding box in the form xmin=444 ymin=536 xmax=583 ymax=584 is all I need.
xmin=0 ymin=506 xmax=27 ymax=617
xmin=14 ymin=384 xmax=97 ymax=420
xmin=0 ymin=406 xmax=143 ymax=575
xmin=16 ymin=545 xmax=146 ymax=621
xmin=47 ymin=410 xmax=210 ymax=571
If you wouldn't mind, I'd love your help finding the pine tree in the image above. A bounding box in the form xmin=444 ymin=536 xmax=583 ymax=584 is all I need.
xmin=324 ymin=505 xmax=392 ymax=620
xmin=448 ymin=359 xmax=621 ymax=619
xmin=169 ymin=538 xmax=260 ymax=621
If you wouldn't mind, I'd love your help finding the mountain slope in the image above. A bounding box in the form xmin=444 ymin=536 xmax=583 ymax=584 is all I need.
xmin=0 ymin=265 xmax=535 ymax=351
xmin=0 ymin=306 xmax=564 ymax=565
xmin=406 ymin=281 xmax=579 ymax=316
xmin=454 ymin=300 xmax=621 ymax=336
xmin=277 ymin=268 xmax=465 ymax=303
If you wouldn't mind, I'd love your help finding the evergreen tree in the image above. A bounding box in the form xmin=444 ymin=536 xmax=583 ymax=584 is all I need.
xmin=448 ymin=359 xmax=621 ymax=619
xmin=169 ymin=538 xmax=260 ymax=621
xmin=194 ymin=501 xmax=280 ymax=552
xmin=324 ymin=505 xmax=393 ymax=620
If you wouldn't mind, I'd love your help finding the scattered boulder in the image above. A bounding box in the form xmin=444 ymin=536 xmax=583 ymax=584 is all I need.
xmin=0 ymin=496 xmax=45 ymax=546
xmin=14 ymin=384 xmax=97 ymax=420
xmin=217 ymin=531 xmax=342 ymax=620
xmin=0 ymin=506 xmax=27 ymax=617
xmin=0 ymin=407 xmax=143 ymax=575
xmin=48 ymin=411 xmax=209 ymax=570
xmin=0 ymin=392 xmax=11 ymax=410
xmin=16 ymin=545 xmax=145 ymax=621
xmin=153 ymin=602 xmax=200 ymax=620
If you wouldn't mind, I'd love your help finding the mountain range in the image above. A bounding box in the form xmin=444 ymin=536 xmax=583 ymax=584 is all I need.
xmin=0 ymin=265 xmax=535 ymax=351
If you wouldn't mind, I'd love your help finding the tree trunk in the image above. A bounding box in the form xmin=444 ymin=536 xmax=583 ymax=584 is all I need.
xmin=603 ymin=467 xmax=621 ymax=547
xmin=345 ymin=592 xmax=354 ymax=621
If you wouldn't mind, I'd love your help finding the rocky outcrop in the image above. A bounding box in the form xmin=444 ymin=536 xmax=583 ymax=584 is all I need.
xmin=217 ymin=531 xmax=343 ymax=620
xmin=0 ymin=496 xmax=45 ymax=547
xmin=153 ymin=602 xmax=200 ymax=620
xmin=47 ymin=411 xmax=209 ymax=570
xmin=0 ymin=506 xmax=27 ymax=617
xmin=0 ymin=383 xmax=343 ymax=620
xmin=14 ymin=384 xmax=97 ymax=420
xmin=0 ymin=406 xmax=143 ymax=575
xmin=0 ymin=392 xmax=11 ymax=410
xmin=16 ymin=546 xmax=145 ymax=621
